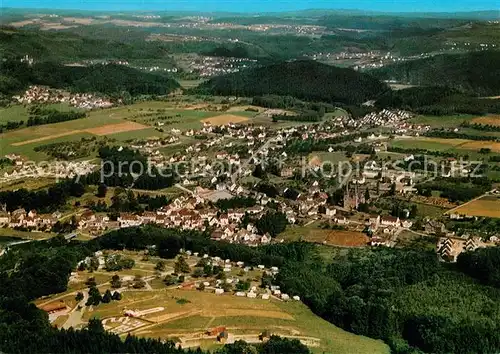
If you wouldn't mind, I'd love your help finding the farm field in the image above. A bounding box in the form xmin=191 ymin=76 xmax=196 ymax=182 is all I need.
xmin=309 ymin=151 xmax=348 ymax=165
xmin=409 ymin=114 xmax=474 ymax=128
xmin=392 ymin=137 xmax=500 ymax=153
xmin=0 ymin=176 xmax=56 ymax=191
xmin=446 ymin=195 xmax=500 ymax=218
xmin=471 ymin=115 xmax=500 ymax=126
xmin=391 ymin=137 xmax=470 ymax=151
xmin=278 ymin=225 xmax=370 ymax=247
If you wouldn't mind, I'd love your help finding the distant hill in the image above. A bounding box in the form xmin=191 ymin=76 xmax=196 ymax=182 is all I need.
xmin=371 ymin=51 xmax=500 ymax=96
xmin=195 ymin=60 xmax=388 ymax=105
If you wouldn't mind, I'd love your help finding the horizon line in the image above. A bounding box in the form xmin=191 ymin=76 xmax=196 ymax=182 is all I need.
xmin=1 ymin=6 xmax=499 ymax=15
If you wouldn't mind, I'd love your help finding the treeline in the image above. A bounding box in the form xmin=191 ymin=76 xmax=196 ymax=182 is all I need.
xmin=27 ymin=106 xmax=86 ymax=126
xmin=195 ymin=60 xmax=388 ymax=105
xmin=447 ymin=217 xmax=500 ymax=237
xmin=387 ymin=146 xmax=466 ymax=158
xmin=251 ymin=95 xmax=337 ymax=112
xmin=376 ymin=86 xmax=500 ymax=115
xmin=460 ymin=120 xmax=500 ymax=132
xmin=94 ymin=225 xmax=305 ymax=267
xmin=0 ymin=60 xmax=180 ymax=97
xmin=0 ymin=179 xmax=85 ymax=212
xmin=0 ymin=120 xmax=23 ymax=133
xmin=371 ymin=51 xmax=500 ymax=96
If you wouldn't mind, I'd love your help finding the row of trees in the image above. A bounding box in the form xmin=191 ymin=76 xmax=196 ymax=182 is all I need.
xmin=461 ymin=120 xmax=500 ymax=132
xmin=0 ymin=179 xmax=85 ymax=212
xmin=27 ymin=106 xmax=86 ymax=127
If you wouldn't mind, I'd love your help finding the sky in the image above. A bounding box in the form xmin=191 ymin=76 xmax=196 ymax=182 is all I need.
xmin=1 ymin=0 xmax=499 ymax=13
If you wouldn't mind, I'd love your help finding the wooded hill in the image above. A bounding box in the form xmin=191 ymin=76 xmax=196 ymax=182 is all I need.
xmin=195 ymin=60 xmax=389 ymax=105
xmin=0 ymin=61 xmax=180 ymax=98
xmin=371 ymin=51 xmax=500 ymax=96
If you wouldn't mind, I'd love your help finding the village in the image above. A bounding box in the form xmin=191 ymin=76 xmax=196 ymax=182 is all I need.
xmin=13 ymin=85 xmax=114 ymax=109
xmin=1 ymin=102 xmax=498 ymax=262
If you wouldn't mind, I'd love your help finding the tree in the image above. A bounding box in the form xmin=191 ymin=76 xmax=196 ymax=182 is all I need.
xmin=87 ymin=318 xmax=105 ymax=334
xmin=389 ymin=183 xmax=396 ymax=196
xmin=85 ymin=276 xmax=97 ymax=287
xmin=222 ymin=282 xmax=233 ymax=292
xmin=253 ymin=164 xmax=266 ymax=179
xmin=112 ymin=291 xmax=122 ymax=301
xmin=102 ymin=289 xmax=112 ymax=303
xmin=164 ymin=274 xmax=177 ymax=286
xmin=155 ymin=260 xmax=166 ymax=272
xmin=198 ymin=283 xmax=205 ymax=291
xmin=86 ymin=286 xmax=102 ymax=306
xmin=364 ymin=188 xmax=370 ymax=201
xmin=256 ymin=211 xmax=288 ymax=237
xmin=192 ymin=267 xmax=204 ymax=278
xmin=97 ymin=184 xmax=108 ymax=198
xmin=110 ymin=274 xmax=121 ymax=289
xmin=75 ymin=292 xmax=84 ymax=302
xmin=132 ymin=275 xmax=146 ymax=289
xmin=217 ymin=340 xmax=258 ymax=354
xmin=77 ymin=262 xmax=87 ymax=271
xmin=88 ymin=257 xmax=100 ymax=272
xmin=174 ymin=256 xmax=191 ymax=274
xmin=261 ymin=336 xmax=310 ymax=354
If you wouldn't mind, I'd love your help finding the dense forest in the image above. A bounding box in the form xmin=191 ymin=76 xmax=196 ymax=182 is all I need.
xmin=375 ymin=86 xmax=500 ymax=115
xmin=0 ymin=26 xmax=177 ymax=63
xmin=195 ymin=60 xmax=389 ymax=105
xmin=2 ymin=225 xmax=499 ymax=353
xmin=372 ymin=51 xmax=500 ymax=96
xmin=0 ymin=60 xmax=180 ymax=97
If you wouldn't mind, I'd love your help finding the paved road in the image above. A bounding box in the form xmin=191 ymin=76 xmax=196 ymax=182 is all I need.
xmin=62 ymin=291 xmax=89 ymax=330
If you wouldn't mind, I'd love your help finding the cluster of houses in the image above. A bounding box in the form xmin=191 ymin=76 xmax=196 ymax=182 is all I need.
xmin=1 ymin=159 xmax=95 ymax=183
xmin=13 ymin=85 xmax=113 ymax=109
xmin=0 ymin=209 xmax=60 ymax=230
xmin=76 ymin=194 xmax=275 ymax=246
xmin=437 ymin=237 xmax=482 ymax=262
xmin=188 ymin=56 xmax=258 ymax=77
